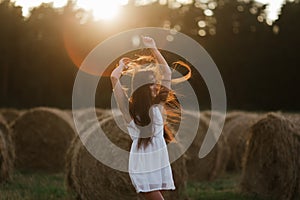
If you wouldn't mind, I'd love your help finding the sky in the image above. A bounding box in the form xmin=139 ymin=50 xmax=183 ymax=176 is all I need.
xmin=10 ymin=0 xmax=291 ymax=23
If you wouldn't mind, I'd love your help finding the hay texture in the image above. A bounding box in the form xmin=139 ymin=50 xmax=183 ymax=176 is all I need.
xmin=11 ymin=107 xmax=75 ymax=172
xmin=283 ymin=113 xmax=300 ymax=133
xmin=65 ymin=115 xmax=187 ymax=200
xmin=283 ymin=112 xmax=300 ymax=199
xmin=240 ymin=113 xmax=300 ymax=200
xmin=71 ymin=107 xmax=110 ymax=122
xmin=222 ymin=111 xmax=260 ymax=171
xmin=182 ymin=110 xmax=230 ymax=181
xmin=0 ymin=108 xmax=22 ymax=125
xmin=0 ymin=115 xmax=15 ymax=183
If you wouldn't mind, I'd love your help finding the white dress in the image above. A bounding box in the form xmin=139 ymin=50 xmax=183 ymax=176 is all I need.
xmin=127 ymin=105 xmax=176 ymax=193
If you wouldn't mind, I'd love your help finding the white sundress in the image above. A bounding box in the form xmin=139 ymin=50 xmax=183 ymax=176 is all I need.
xmin=127 ymin=105 xmax=176 ymax=193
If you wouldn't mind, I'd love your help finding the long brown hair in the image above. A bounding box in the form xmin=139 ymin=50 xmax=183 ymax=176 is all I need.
xmin=129 ymin=70 xmax=180 ymax=149
xmin=125 ymin=55 xmax=191 ymax=149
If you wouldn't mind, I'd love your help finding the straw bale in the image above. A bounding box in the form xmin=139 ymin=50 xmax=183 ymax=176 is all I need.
xmin=0 ymin=108 xmax=22 ymax=125
xmin=11 ymin=107 xmax=75 ymax=172
xmin=72 ymin=107 xmax=110 ymax=121
xmin=65 ymin=115 xmax=187 ymax=200
xmin=202 ymin=110 xmax=226 ymax=124
xmin=222 ymin=111 xmax=260 ymax=171
xmin=0 ymin=116 xmax=14 ymax=183
xmin=240 ymin=113 xmax=299 ymax=200
xmin=283 ymin=113 xmax=300 ymax=133
xmin=164 ymin=141 xmax=188 ymax=200
xmin=182 ymin=110 xmax=230 ymax=181
xmin=0 ymin=129 xmax=10 ymax=183
xmin=71 ymin=108 xmax=111 ymax=131
xmin=283 ymin=112 xmax=300 ymax=199
xmin=0 ymin=114 xmax=5 ymax=124
xmin=0 ymin=115 xmax=15 ymax=175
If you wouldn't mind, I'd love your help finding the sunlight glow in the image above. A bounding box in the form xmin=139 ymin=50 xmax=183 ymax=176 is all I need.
xmin=12 ymin=0 xmax=127 ymax=20
xmin=198 ymin=20 xmax=206 ymax=28
xmin=198 ymin=29 xmax=206 ymax=36
xmin=204 ymin=9 xmax=213 ymax=16
xmin=255 ymin=0 xmax=286 ymax=22
xmin=75 ymin=0 xmax=121 ymax=20
xmin=11 ymin=0 xmax=290 ymax=24
xmin=176 ymin=0 xmax=193 ymax=4
xmin=134 ymin=0 xmax=156 ymax=6
xmin=12 ymin=0 xmax=68 ymax=17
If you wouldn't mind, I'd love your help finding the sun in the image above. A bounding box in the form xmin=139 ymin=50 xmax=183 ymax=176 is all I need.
xmin=76 ymin=0 xmax=123 ymax=21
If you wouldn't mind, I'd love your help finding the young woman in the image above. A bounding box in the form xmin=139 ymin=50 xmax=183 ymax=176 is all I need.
xmin=111 ymin=36 xmax=186 ymax=200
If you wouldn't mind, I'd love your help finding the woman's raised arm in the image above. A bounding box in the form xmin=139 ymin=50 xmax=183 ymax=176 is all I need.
xmin=142 ymin=36 xmax=172 ymax=90
xmin=110 ymin=58 xmax=132 ymax=123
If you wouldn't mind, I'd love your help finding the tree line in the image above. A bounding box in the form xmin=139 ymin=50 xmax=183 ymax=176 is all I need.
xmin=0 ymin=0 xmax=299 ymax=111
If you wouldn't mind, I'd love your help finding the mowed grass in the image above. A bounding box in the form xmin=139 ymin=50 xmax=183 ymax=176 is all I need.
xmin=0 ymin=171 xmax=264 ymax=200
xmin=0 ymin=170 xmax=71 ymax=200
xmin=184 ymin=173 xmax=264 ymax=200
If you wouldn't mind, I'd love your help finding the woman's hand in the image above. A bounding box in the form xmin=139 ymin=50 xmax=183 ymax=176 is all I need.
xmin=142 ymin=36 xmax=157 ymax=49
xmin=119 ymin=57 xmax=131 ymax=69
xmin=111 ymin=57 xmax=131 ymax=80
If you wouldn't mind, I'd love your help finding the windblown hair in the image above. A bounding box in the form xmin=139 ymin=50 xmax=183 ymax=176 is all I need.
xmin=126 ymin=55 xmax=191 ymax=149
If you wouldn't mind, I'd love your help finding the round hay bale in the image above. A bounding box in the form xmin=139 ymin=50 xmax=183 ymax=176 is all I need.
xmin=163 ymin=142 xmax=188 ymax=200
xmin=240 ymin=113 xmax=299 ymax=200
xmin=65 ymin=134 xmax=83 ymax=199
xmin=0 ymin=115 xmax=14 ymax=183
xmin=0 ymin=115 xmax=15 ymax=178
xmin=183 ymin=110 xmax=230 ymax=181
xmin=11 ymin=107 xmax=75 ymax=172
xmin=283 ymin=112 xmax=300 ymax=199
xmin=65 ymin=115 xmax=187 ymax=200
xmin=0 ymin=108 xmax=22 ymax=125
xmin=71 ymin=108 xmax=111 ymax=131
xmin=222 ymin=111 xmax=261 ymax=171
xmin=0 ymin=129 xmax=10 ymax=183
xmin=283 ymin=112 xmax=300 ymax=133
xmin=201 ymin=110 xmax=226 ymax=124
xmin=72 ymin=107 xmax=110 ymax=121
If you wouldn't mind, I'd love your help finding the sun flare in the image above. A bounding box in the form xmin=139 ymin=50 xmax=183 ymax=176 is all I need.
xmin=75 ymin=0 xmax=124 ymax=20
xmin=11 ymin=0 xmax=68 ymax=17
xmin=11 ymin=0 xmax=128 ymax=20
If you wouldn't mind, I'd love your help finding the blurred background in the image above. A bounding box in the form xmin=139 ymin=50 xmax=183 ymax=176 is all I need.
xmin=0 ymin=0 xmax=299 ymax=111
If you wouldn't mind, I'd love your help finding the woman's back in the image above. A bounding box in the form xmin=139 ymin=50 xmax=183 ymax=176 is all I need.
xmin=127 ymin=105 xmax=164 ymax=141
